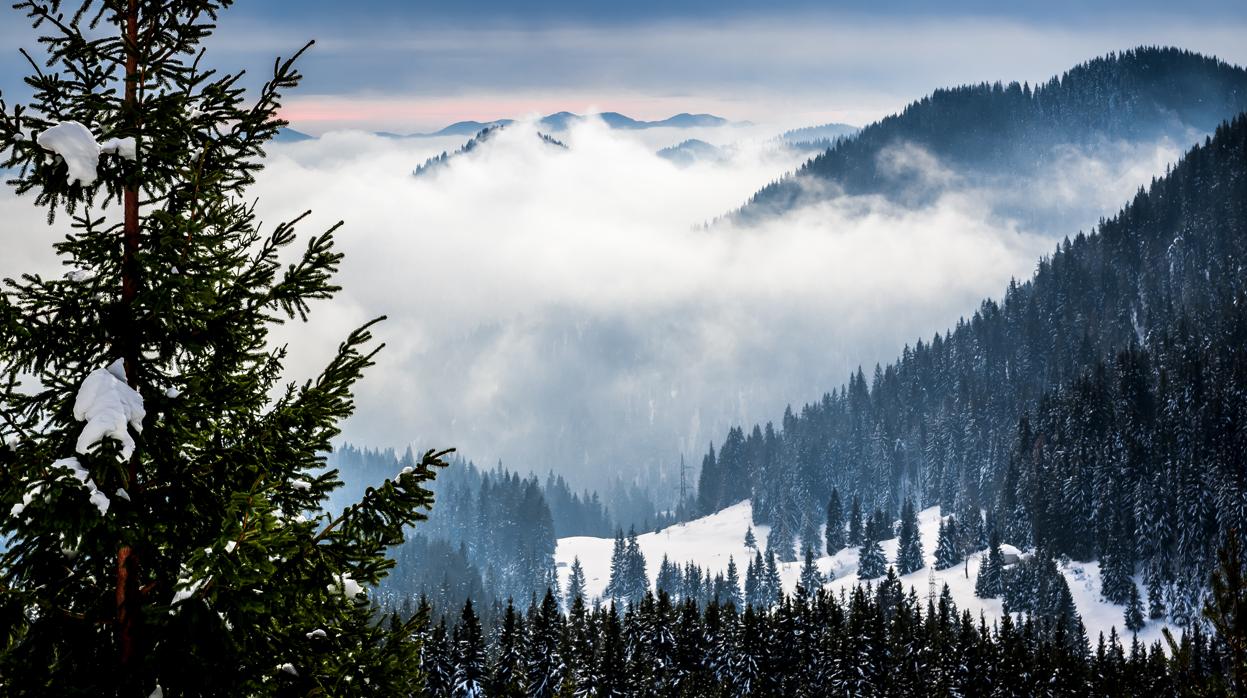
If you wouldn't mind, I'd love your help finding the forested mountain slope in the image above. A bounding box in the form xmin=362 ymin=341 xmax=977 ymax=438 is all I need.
xmin=734 ymin=48 xmax=1247 ymax=224
xmin=697 ymin=113 xmax=1247 ymax=629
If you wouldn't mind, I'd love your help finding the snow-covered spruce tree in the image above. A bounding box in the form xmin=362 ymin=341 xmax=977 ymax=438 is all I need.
xmin=895 ymin=497 xmax=924 ymax=575
xmin=0 ymin=2 xmax=449 ymax=694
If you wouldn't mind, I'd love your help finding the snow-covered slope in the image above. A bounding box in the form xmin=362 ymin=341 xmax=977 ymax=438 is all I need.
xmin=556 ymin=501 xmax=1173 ymax=646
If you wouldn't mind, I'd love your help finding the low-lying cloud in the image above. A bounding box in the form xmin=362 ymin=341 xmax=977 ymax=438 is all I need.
xmin=0 ymin=118 xmax=1184 ymax=497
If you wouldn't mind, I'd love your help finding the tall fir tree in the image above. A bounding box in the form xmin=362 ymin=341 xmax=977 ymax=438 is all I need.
xmin=975 ymin=530 xmax=1005 ymax=598
xmin=858 ymin=539 xmax=888 ymax=580
xmin=452 ymin=599 xmax=486 ymax=698
xmin=744 ymin=525 xmax=757 ymax=551
xmin=826 ymin=488 xmax=846 ymax=555
xmin=565 ymin=556 xmax=587 ymax=607
xmin=724 ymin=556 xmax=743 ymax=609
xmin=0 ymin=2 xmax=450 ymax=694
xmin=896 ymin=497 xmax=925 ymax=575
xmin=848 ymin=495 xmax=864 ymax=546
xmin=934 ymin=516 xmax=962 ymax=571
xmin=799 ymin=546 xmax=824 ymax=593
xmin=1124 ymin=583 xmax=1146 ymax=634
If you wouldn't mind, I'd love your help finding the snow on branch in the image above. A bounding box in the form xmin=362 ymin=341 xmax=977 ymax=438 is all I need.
xmin=35 ymin=121 xmax=136 ymax=186
xmin=73 ymin=359 xmax=145 ymax=461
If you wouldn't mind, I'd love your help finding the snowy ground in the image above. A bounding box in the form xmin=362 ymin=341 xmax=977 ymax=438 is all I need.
xmin=556 ymin=500 xmax=1173 ymax=646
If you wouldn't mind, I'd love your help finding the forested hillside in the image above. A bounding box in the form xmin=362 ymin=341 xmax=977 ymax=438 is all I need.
xmin=698 ymin=113 xmax=1247 ymax=629
xmin=735 ymin=48 xmax=1247 ymax=223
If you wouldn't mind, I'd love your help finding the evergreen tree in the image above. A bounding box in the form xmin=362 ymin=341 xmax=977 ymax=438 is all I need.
xmin=975 ymin=530 xmax=1005 ymax=598
xmin=849 ymin=495 xmax=864 ymax=546
xmin=452 ymin=599 xmax=486 ymax=698
xmin=565 ymin=556 xmax=587 ymax=607
xmin=1147 ymin=572 xmax=1167 ymax=621
xmin=935 ymin=516 xmax=962 ymax=571
xmin=623 ymin=527 xmax=648 ymax=604
xmin=1125 ymin=583 xmax=1146 ymax=634
xmin=744 ymin=525 xmax=757 ymax=551
xmin=488 ymin=600 xmax=528 ymax=697
xmin=799 ymin=546 xmax=824 ymax=592
xmin=764 ymin=549 xmax=783 ymax=607
xmin=724 ymin=556 xmax=743 ymax=609
xmin=858 ymin=540 xmax=888 ymax=580
xmin=0 ymin=2 xmax=450 ymax=694
xmin=744 ymin=552 xmax=762 ymax=608
xmin=826 ymin=488 xmax=846 ymax=555
xmin=767 ymin=514 xmax=797 ymax=563
xmin=896 ymin=497 xmax=925 ymax=575
xmin=525 ymin=590 xmax=565 ymax=698
xmin=605 ymin=529 xmax=626 ymax=603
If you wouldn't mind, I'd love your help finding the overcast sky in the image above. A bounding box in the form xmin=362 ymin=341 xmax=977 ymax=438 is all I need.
xmin=4 ymin=2 xmax=1246 ymax=133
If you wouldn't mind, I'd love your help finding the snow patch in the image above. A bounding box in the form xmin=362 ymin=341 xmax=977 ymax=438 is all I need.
xmin=73 ymin=360 xmax=145 ymax=460
xmin=556 ymin=500 xmax=1175 ymax=646
xmin=36 ymin=122 xmax=136 ymax=186
xmin=50 ymin=457 xmax=109 ymax=515
xmin=328 ymin=573 xmax=364 ymax=597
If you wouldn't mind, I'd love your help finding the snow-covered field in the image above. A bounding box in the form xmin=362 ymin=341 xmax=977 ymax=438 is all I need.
xmin=556 ymin=501 xmax=1173 ymax=646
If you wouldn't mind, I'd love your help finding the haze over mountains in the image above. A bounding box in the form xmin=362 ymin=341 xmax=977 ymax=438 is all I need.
xmin=262 ymin=46 xmax=1247 ymax=507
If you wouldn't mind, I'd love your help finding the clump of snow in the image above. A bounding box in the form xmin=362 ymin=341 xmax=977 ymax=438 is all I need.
xmin=73 ymin=360 xmax=145 ymax=461
xmin=164 ymin=387 xmax=181 ymax=399
xmin=37 ymin=122 xmax=101 ymax=186
xmin=224 ymin=540 xmax=237 ymax=554
xmin=9 ymin=484 xmax=43 ymax=518
xmin=171 ymin=577 xmax=206 ymax=606
xmin=100 ymin=137 xmax=137 ymax=160
xmin=291 ymin=479 xmax=311 ymax=491
xmin=306 ymin=628 xmax=328 ymax=640
xmin=36 ymin=122 xmax=136 ymax=186
xmin=65 ymin=269 xmax=93 ymax=282
xmin=148 ymin=685 xmax=163 ymax=698
xmin=50 ymin=457 xmax=109 ymax=515
xmin=328 ymin=574 xmax=364 ymax=597
xmin=115 ymin=488 xmax=131 ymax=502
xmin=3 ymin=434 xmax=18 ymax=449
xmin=279 ymin=663 xmax=298 ymax=677
xmin=399 ymin=466 xmax=414 ymax=477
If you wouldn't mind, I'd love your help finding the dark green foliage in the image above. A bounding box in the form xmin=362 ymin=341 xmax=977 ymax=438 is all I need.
xmin=825 ymin=488 xmax=846 ymax=555
xmin=896 ymin=498 xmax=924 ymax=575
xmin=798 ymin=546 xmax=824 ymax=593
xmin=975 ymin=530 xmax=1005 ymax=599
xmin=858 ymin=540 xmax=888 ymax=580
xmin=412 ymin=575 xmax=1234 ymax=696
xmin=934 ymin=516 xmax=961 ymax=570
xmin=744 ymin=525 xmax=757 ymax=551
xmin=565 ymin=556 xmax=587 ymax=608
xmin=452 ymin=599 xmax=487 ymax=697
xmin=0 ymin=1 xmax=450 ymax=694
xmin=1125 ymin=583 xmax=1146 ymax=634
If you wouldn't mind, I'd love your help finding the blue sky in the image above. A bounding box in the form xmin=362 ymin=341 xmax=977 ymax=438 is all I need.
xmin=3 ymin=1 xmax=1247 ymax=132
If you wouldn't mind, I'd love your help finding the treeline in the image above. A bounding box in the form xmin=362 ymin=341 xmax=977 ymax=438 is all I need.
xmin=698 ymin=113 xmax=1247 ymax=629
xmin=410 ymin=569 xmax=1240 ymax=697
xmin=331 ymin=446 xmax=677 ymax=615
xmin=737 ymin=47 xmax=1247 ymax=221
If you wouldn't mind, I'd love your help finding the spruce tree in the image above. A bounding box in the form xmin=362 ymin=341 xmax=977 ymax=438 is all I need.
xmin=605 ymin=529 xmax=625 ymax=602
xmin=935 ymin=516 xmax=962 ymax=570
xmin=896 ymin=497 xmax=925 ymax=575
xmin=724 ymin=556 xmax=743 ymax=609
xmin=763 ymin=549 xmax=782 ymax=607
xmin=488 ymin=600 xmax=528 ymax=697
xmin=565 ymin=556 xmax=587 ymax=607
xmin=744 ymin=525 xmax=757 ymax=551
xmin=452 ymin=599 xmax=486 ymax=698
xmin=848 ymin=495 xmax=864 ymax=546
xmin=0 ymin=2 xmax=449 ymax=694
xmin=1147 ymin=572 xmax=1167 ymax=620
xmin=1124 ymin=583 xmax=1146 ymax=634
xmin=825 ymin=488 xmax=846 ymax=555
xmin=858 ymin=539 xmax=888 ymax=580
xmin=525 ymin=589 xmax=565 ymax=698
xmin=767 ymin=514 xmax=797 ymax=562
xmin=799 ymin=546 xmax=824 ymax=593
xmin=975 ymin=530 xmax=1005 ymax=598
xmin=744 ymin=552 xmax=762 ymax=608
